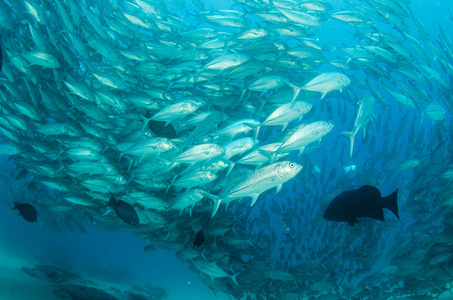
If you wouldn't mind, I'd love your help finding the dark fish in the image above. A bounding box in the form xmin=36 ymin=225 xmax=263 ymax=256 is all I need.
xmin=144 ymin=244 xmax=157 ymax=253
xmin=323 ymin=185 xmax=399 ymax=226
xmin=13 ymin=202 xmax=37 ymax=222
xmin=148 ymin=120 xmax=177 ymax=139
xmin=27 ymin=180 xmax=39 ymax=194
xmin=193 ymin=230 xmax=207 ymax=249
xmin=107 ymin=193 xmax=139 ymax=226
xmin=15 ymin=169 xmax=29 ymax=180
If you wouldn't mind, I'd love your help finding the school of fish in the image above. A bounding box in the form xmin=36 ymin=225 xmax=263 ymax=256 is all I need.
xmin=0 ymin=0 xmax=453 ymax=298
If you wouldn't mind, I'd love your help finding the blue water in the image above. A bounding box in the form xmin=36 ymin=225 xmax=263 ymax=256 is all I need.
xmin=0 ymin=205 xmax=214 ymax=299
xmin=1 ymin=0 xmax=453 ymax=299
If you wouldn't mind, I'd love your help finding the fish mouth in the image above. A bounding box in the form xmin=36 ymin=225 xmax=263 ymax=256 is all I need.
xmin=295 ymin=165 xmax=303 ymax=175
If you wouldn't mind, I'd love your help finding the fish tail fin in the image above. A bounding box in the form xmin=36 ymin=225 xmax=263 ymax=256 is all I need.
xmin=231 ymin=272 xmax=240 ymax=287
xmin=138 ymin=115 xmax=153 ymax=131
xmin=238 ymin=89 xmax=246 ymax=103
xmin=286 ymin=82 xmax=301 ymax=103
xmin=200 ymin=247 xmax=208 ymax=260
xmin=383 ymin=189 xmax=399 ymax=219
xmin=189 ymin=203 xmax=196 ymax=217
xmin=200 ymin=190 xmax=222 ymax=217
xmin=254 ymin=126 xmax=260 ymax=139
xmin=226 ymin=162 xmax=235 ymax=177
xmin=258 ymin=148 xmax=275 ymax=164
xmin=281 ymin=122 xmax=288 ymax=131
xmin=211 ymin=199 xmax=222 ymax=217
xmin=165 ymin=185 xmax=172 ymax=196
xmin=166 ymin=175 xmax=178 ymax=195
xmin=340 ymin=131 xmax=354 ymax=157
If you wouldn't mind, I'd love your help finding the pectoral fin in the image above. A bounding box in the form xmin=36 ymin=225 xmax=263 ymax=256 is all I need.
xmin=250 ymin=194 xmax=260 ymax=206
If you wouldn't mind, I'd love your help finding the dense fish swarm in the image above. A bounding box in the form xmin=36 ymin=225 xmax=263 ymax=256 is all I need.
xmin=0 ymin=0 xmax=452 ymax=298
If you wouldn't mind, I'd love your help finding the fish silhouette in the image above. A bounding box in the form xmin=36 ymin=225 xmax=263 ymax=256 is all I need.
xmin=323 ymin=185 xmax=399 ymax=226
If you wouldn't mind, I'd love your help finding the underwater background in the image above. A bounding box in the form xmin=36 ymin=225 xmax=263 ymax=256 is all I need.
xmin=1 ymin=0 xmax=453 ymax=299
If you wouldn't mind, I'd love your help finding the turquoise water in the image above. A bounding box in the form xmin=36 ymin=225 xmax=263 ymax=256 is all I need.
xmin=1 ymin=0 xmax=453 ymax=299
xmin=0 ymin=206 xmax=226 ymax=299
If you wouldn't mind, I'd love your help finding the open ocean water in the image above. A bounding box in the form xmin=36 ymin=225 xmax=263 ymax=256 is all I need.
xmin=0 ymin=0 xmax=453 ymax=299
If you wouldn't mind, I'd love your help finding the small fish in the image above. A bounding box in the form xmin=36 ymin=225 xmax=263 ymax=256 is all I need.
xmin=193 ymin=230 xmax=207 ymax=249
xmin=21 ymin=51 xmax=60 ymax=69
xmin=341 ymin=94 xmax=375 ymax=157
xmin=144 ymin=99 xmax=204 ymax=128
xmin=300 ymin=72 xmax=351 ymax=100
xmin=107 ymin=193 xmax=139 ymax=226
xmin=13 ymin=202 xmax=37 ymax=222
xmin=323 ymin=185 xmax=399 ymax=226
xmin=15 ymin=169 xmax=29 ymax=180
xmin=343 ymin=165 xmax=356 ymax=173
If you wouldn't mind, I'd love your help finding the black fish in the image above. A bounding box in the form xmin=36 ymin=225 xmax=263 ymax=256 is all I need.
xmin=107 ymin=193 xmax=139 ymax=226
xmin=193 ymin=230 xmax=207 ymax=249
xmin=323 ymin=185 xmax=399 ymax=226
xmin=148 ymin=120 xmax=177 ymax=139
xmin=13 ymin=202 xmax=37 ymax=222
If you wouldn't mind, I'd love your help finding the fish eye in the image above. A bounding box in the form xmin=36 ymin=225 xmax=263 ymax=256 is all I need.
xmin=290 ymin=163 xmax=295 ymax=168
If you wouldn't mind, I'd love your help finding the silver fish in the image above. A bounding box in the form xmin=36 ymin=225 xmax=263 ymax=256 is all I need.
xmin=341 ymin=95 xmax=375 ymax=157
xmin=301 ymin=72 xmax=351 ymax=99
xmin=203 ymin=161 xmax=302 ymax=216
